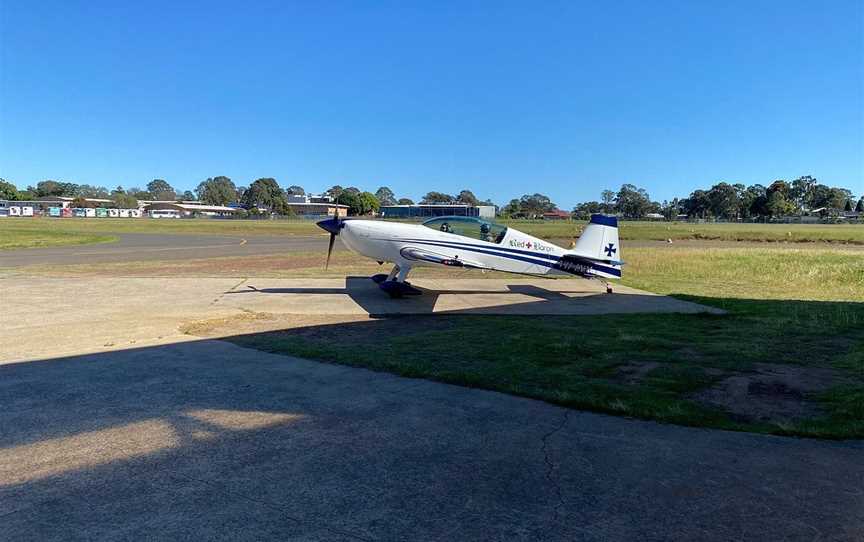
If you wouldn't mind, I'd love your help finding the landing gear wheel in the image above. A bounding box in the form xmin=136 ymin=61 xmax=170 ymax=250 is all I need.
xmin=379 ymin=280 xmax=422 ymax=298
xmin=606 ymin=285 xmax=613 ymax=294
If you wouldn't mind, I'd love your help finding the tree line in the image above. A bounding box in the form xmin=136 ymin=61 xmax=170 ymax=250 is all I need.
xmin=573 ymin=177 xmax=862 ymax=220
xmin=7 ymin=174 xmax=854 ymax=220
xmin=0 ymin=177 xmax=519 ymax=217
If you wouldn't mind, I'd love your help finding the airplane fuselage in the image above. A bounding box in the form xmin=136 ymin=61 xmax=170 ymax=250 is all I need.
xmin=337 ymin=219 xmax=620 ymax=280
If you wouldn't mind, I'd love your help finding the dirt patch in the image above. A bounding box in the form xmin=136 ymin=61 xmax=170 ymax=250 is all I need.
xmin=179 ymin=310 xmax=281 ymax=336
xmin=692 ymin=363 xmax=850 ymax=423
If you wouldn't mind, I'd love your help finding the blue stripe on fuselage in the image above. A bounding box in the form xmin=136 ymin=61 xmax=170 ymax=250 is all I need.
xmin=380 ymin=237 xmax=622 ymax=278
xmin=396 ymin=237 xmax=561 ymax=261
xmin=393 ymin=239 xmax=556 ymax=268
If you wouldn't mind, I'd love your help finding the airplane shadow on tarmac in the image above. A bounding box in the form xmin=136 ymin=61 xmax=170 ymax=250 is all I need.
xmin=1 ymin=298 xmax=863 ymax=540
xmin=223 ymin=276 xmax=717 ymax=317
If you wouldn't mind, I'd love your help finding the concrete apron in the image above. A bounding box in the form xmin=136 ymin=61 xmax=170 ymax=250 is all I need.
xmin=0 ymin=276 xmax=721 ymax=364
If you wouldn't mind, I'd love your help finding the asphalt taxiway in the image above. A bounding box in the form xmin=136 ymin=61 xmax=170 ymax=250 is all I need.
xmin=0 ymin=233 xmax=338 ymax=267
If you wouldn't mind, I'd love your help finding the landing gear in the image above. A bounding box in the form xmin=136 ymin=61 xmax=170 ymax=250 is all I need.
xmin=373 ymin=264 xmax=420 ymax=298
xmin=379 ymin=281 xmax=422 ymax=298
xmin=603 ymin=280 xmax=613 ymax=294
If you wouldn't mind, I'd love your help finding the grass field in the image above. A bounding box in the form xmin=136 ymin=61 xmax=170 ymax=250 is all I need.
xmin=517 ymin=220 xmax=864 ymax=244
xmin=0 ymin=228 xmax=116 ymax=250
xmin=1 ymin=217 xmax=863 ymax=245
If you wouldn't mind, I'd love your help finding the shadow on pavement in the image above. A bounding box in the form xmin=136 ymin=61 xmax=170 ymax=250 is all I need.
xmin=224 ymin=276 xmax=719 ymax=316
xmin=1 ymin=298 xmax=862 ymax=540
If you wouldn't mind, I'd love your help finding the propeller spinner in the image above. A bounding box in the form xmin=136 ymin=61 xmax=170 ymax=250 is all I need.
xmin=316 ymin=216 xmax=345 ymax=270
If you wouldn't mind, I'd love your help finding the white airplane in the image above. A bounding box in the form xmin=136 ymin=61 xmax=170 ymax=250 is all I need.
xmin=317 ymin=213 xmax=622 ymax=298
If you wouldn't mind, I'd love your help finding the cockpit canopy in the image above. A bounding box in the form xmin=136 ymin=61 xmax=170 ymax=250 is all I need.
xmin=421 ymin=216 xmax=508 ymax=244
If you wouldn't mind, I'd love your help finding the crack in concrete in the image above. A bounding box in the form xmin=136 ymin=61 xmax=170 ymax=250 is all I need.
xmin=540 ymin=409 xmax=570 ymax=519
xmin=211 ymin=278 xmax=248 ymax=305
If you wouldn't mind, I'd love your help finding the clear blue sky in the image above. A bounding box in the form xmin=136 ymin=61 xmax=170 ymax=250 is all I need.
xmin=1 ymin=0 xmax=861 ymax=208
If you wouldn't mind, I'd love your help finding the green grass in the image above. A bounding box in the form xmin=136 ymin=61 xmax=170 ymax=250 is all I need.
xmin=1 ymin=217 xmax=862 ymax=244
xmin=220 ymin=246 xmax=864 ymax=439
xmin=501 ymin=220 xmax=864 ymax=244
xmin=0 ymin=227 xmax=116 ymax=250
xmin=0 ymin=217 xmax=321 ymax=237
xmin=623 ymin=246 xmax=864 ymax=301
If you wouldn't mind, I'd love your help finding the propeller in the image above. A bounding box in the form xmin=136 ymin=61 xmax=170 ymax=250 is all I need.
xmin=316 ymin=215 xmax=345 ymax=270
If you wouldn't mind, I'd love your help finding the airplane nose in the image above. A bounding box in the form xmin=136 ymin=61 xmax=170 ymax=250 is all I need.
xmin=316 ymin=217 xmax=344 ymax=235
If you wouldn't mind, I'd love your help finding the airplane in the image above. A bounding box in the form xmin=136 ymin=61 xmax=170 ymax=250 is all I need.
xmin=316 ymin=213 xmax=623 ymax=298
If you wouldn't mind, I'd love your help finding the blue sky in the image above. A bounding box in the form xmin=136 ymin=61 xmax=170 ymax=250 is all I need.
xmin=1 ymin=0 xmax=861 ymax=208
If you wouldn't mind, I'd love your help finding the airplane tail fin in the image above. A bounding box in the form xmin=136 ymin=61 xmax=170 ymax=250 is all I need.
xmin=567 ymin=214 xmax=622 ymax=279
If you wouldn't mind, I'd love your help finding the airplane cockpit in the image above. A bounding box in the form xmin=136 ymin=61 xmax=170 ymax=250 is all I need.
xmin=422 ymin=216 xmax=508 ymax=244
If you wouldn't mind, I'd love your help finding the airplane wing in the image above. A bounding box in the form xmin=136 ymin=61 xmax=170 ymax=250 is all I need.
xmin=399 ymin=247 xmax=489 ymax=269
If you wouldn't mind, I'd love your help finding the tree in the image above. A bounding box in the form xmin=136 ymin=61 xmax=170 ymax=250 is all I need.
xmin=790 ymin=176 xmax=817 ymax=210
xmin=374 ymin=186 xmax=397 ymax=206
xmin=600 ymin=190 xmax=616 ymax=213
xmin=732 ymin=184 xmax=751 ymax=218
xmin=34 ymin=180 xmax=64 ymax=197
xmin=682 ymin=189 xmax=710 ymax=219
xmin=356 ymin=192 xmax=380 ymax=215
xmin=197 ymin=176 xmax=237 ymax=206
xmin=111 ymin=190 xmax=138 ymax=209
xmin=519 ymin=193 xmax=555 ymax=218
xmin=421 ymin=191 xmax=454 ymax=204
xmin=766 ymin=191 xmax=795 ymax=218
xmin=181 ymin=190 xmax=195 ymax=201
xmin=707 ymin=182 xmax=740 ymax=219
xmin=501 ymin=199 xmax=523 ymax=218
xmin=397 ymin=197 xmax=414 ymax=205
xmin=335 ymin=191 xmax=359 ymax=215
xmin=0 ymin=179 xmax=19 ymax=200
xmin=456 ymin=189 xmax=480 ymax=206
xmin=572 ymin=201 xmax=602 ymax=220
xmin=857 ymin=198 xmax=864 ymax=213
xmin=766 ymin=180 xmax=790 ymax=202
xmin=128 ymin=187 xmax=152 ymax=200
xmin=242 ymin=178 xmax=289 ymax=214
xmin=32 ymin=181 xmax=79 ymax=197
xmin=343 ymin=186 xmax=361 ymax=196
xmin=615 ymin=184 xmax=652 ymax=219
xmin=325 ymin=185 xmax=344 ymax=200
xmin=334 ymin=191 xmax=377 ymax=215
xmin=286 ymin=185 xmax=305 ymax=196
xmin=661 ymin=199 xmax=681 ymax=221
xmin=827 ymin=188 xmax=853 ymax=212
xmin=77 ymin=185 xmax=110 ymax=198
xmin=147 ymin=179 xmax=175 ymax=201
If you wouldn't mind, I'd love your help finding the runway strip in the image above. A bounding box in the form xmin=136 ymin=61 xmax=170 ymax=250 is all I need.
xmin=0 ymin=233 xmax=339 ymax=267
